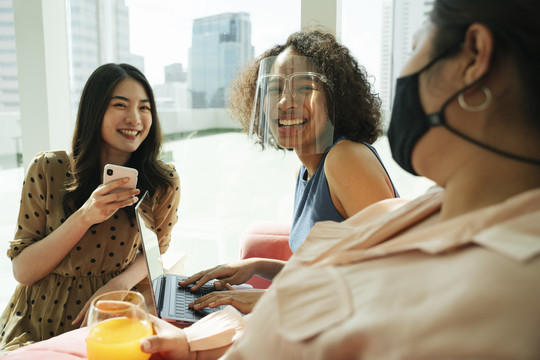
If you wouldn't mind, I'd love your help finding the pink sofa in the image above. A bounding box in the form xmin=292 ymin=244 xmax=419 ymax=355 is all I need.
xmin=3 ymin=327 xmax=89 ymax=359
xmin=239 ymin=221 xmax=292 ymax=289
xmin=3 ymin=326 xmax=168 ymax=359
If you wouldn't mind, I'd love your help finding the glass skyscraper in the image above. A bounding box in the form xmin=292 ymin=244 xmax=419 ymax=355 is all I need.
xmin=69 ymin=0 xmax=144 ymax=111
xmin=189 ymin=12 xmax=254 ymax=109
xmin=0 ymin=0 xmax=18 ymax=112
xmin=0 ymin=0 xmax=143 ymax=168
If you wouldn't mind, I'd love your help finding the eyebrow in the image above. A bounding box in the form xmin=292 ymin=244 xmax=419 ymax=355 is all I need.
xmin=110 ymin=95 xmax=150 ymax=103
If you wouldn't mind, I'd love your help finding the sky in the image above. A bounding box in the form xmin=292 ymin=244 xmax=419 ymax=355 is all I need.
xmin=125 ymin=0 xmax=383 ymax=90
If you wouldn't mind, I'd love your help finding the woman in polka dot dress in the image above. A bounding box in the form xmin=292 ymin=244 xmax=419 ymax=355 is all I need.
xmin=0 ymin=63 xmax=181 ymax=352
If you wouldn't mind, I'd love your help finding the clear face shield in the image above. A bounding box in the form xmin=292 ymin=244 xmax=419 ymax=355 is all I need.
xmin=249 ymin=55 xmax=335 ymax=155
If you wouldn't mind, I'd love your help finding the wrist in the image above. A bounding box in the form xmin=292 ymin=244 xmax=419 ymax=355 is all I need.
xmin=251 ymin=258 xmax=284 ymax=279
xmin=72 ymin=207 xmax=94 ymax=231
xmin=178 ymin=330 xmax=193 ymax=360
xmin=106 ymin=275 xmax=130 ymax=291
xmin=246 ymin=258 xmax=264 ymax=274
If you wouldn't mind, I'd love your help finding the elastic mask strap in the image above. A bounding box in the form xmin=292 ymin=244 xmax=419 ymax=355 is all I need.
xmin=431 ymin=78 xmax=540 ymax=167
xmin=417 ymin=44 xmax=462 ymax=76
xmin=427 ymin=78 xmax=479 ymax=126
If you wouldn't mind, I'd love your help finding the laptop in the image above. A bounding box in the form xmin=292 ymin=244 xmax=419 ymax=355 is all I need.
xmin=135 ymin=191 xmax=225 ymax=325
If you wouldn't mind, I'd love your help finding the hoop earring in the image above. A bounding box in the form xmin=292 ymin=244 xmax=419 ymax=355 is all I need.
xmin=458 ymin=86 xmax=492 ymax=112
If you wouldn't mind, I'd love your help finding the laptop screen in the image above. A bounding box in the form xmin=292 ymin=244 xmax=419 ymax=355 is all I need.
xmin=135 ymin=191 xmax=165 ymax=285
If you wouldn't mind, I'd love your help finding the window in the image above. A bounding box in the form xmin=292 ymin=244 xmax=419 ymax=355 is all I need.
xmin=341 ymin=0 xmax=434 ymax=201
xmin=74 ymin=0 xmax=304 ymax=273
xmin=0 ymin=1 xmax=435 ymax=311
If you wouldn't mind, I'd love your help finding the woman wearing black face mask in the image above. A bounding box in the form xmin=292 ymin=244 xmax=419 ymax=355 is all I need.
xmin=5 ymin=1 xmax=540 ymax=359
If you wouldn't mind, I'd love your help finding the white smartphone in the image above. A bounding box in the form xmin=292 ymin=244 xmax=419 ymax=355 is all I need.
xmin=103 ymin=164 xmax=138 ymax=192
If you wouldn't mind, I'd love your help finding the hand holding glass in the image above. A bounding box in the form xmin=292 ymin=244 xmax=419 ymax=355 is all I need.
xmin=86 ymin=290 xmax=153 ymax=360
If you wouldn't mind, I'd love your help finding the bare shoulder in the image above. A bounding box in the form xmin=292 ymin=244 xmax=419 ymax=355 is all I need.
xmin=324 ymin=140 xmax=395 ymax=217
xmin=325 ymin=140 xmax=381 ymax=173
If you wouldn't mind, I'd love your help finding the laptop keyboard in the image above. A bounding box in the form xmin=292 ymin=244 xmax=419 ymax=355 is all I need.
xmin=174 ymin=281 xmax=220 ymax=320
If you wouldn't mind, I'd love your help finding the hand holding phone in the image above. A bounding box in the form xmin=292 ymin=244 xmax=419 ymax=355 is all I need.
xmin=103 ymin=164 xmax=138 ymax=193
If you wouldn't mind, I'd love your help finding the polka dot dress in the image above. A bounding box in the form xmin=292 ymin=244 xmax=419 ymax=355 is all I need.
xmin=0 ymin=151 xmax=180 ymax=352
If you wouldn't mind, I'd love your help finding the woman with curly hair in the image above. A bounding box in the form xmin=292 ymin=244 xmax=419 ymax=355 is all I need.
xmin=179 ymin=30 xmax=397 ymax=314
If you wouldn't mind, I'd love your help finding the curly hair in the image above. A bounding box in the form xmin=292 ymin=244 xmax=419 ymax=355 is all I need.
xmin=229 ymin=30 xmax=383 ymax=148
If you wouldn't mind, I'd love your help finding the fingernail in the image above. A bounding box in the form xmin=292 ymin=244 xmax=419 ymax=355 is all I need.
xmin=215 ymin=282 xmax=222 ymax=290
xmin=140 ymin=339 xmax=150 ymax=351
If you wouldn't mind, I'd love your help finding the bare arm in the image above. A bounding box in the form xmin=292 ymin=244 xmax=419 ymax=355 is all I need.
xmin=325 ymin=140 xmax=395 ymax=219
xmin=179 ymin=257 xmax=286 ymax=291
xmin=72 ymin=252 xmax=149 ymax=326
xmin=12 ymin=179 xmax=139 ymax=286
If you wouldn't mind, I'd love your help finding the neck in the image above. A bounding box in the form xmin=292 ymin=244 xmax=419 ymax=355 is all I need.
xmin=100 ymin=150 xmax=131 ymax=170
xmin=296 ymin=152 xmax=324 ymax=180
xmin=440 ymin=155 xmax=540 ymax=221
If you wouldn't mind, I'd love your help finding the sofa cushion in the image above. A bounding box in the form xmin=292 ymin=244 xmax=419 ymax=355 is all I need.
xmin=239 ymin=221 xmax=292 ymax=289
xmin=3 ymin=328 xmax=88 ymax=359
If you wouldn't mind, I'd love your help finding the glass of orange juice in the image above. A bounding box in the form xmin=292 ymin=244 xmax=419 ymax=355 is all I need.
xmin=86 ymin=290 xmax=153 ymax=360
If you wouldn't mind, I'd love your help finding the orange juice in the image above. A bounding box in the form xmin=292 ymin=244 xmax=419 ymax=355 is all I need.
xmin=86 ymin=317 xmax=153 ymax=360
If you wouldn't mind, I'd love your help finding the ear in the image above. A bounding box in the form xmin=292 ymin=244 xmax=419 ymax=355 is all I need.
xmin=462 ymin=23 xmax=494 ymax=84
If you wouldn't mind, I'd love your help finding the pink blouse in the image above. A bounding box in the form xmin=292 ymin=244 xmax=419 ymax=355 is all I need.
xmin=189 ymin=187 xmax=540 ymax=359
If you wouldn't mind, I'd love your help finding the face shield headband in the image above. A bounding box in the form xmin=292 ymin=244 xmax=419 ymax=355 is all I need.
xmin=249 ymin=55 xmax=335 ymax=155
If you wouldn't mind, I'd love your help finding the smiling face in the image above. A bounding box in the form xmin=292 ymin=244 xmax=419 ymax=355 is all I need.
xmin=263 ymin=48 xmax=334 ymax=154
xmin=100 ymin=77 xmax=152 ymax=165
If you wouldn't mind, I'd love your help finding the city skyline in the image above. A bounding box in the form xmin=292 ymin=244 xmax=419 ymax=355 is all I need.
xmin=125 ymin=0 xmax=384 ymax=89
xmin=125 ymin=0 xmax=300 ymax=85
xmin=0 ymin=0 xmax=435 ymax=167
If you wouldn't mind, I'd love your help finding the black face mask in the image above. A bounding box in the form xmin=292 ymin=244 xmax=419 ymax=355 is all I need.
xmin=387 ymin=49 xmax=540 ymax=176
xmin=387 ymin=50 xmax=458 ymax=175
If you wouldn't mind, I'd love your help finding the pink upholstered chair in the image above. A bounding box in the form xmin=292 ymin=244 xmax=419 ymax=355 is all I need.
xmin=2 ymin=326 xmax=171 ymax=360
xmin=2 ymin=328 xmax=89 ymax=359
xmin=239 ymin=221 xmax=292 ymax=289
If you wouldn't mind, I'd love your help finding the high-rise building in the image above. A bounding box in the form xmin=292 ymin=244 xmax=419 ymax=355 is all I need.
xmin=391 ymin=0 xmax=434 ymax=81
xmin=0 ymin=0 xmax=143 ymax=168
xmin=0 ymin=0 xmax=18 ymax=112
xmin=379 ymin=0 xmax=434 ymax=118
xmin=189 ymin=12 xmax=254 ymax=109
xmin=378 ymin=0 xmax=394 ymax=116
xmin=0 ymin=0 xmax=19 ymax=167
xmin=0 ymin=0 xmax=143 ymax=114
xmin=154 ymin=63 xmax=189 ymax=110
xmin=69 ymin=0 xmax=100 ymax=110
xmin=69 ymin=0 xmax=144 ymax=110
xmin=392 ymin=0 xmax=434 ymax=90
xmin=165 ymin=63 xmax=187 ymax=83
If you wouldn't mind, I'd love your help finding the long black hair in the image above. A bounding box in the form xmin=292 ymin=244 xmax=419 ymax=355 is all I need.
xmin=63 ymin=63 xmax=175 ymax=215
